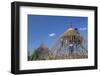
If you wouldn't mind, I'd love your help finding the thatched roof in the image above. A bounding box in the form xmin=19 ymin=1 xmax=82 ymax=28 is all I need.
xmin=62 ymin=28 xmax=80 ymax=36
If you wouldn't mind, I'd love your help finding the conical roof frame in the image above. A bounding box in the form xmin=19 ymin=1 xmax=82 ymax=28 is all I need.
xmin=62 ymin=27 xmax=80 ymax=37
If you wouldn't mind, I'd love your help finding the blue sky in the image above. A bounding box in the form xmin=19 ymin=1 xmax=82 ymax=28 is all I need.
xmin=28 ymin=15 xmax=88 ymax=53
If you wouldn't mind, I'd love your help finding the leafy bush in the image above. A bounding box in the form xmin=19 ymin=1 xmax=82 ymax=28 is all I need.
xmin=30 ymin=50 xmax=39 ymax=60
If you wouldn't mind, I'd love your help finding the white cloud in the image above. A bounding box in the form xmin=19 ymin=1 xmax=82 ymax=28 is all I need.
xmin=79 ymin=27 xmax=87 ymax=31
xmin=49 ymin=33 xmax=56 ymax=37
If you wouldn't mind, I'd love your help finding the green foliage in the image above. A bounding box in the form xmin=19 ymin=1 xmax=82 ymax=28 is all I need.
xmin=31 ymin=50 xmax=39 ymax=60
xmin=28 ymin=51 xmax=31 ymax=61
xmin=28 ymin=55 xmax=31 ymax=61
xmin=28 ymin=49 xmax=39 ymax=61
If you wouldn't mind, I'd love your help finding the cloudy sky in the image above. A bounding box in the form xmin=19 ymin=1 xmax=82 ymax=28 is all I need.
xmin=28 ymin=15 xmax=88 ymax=53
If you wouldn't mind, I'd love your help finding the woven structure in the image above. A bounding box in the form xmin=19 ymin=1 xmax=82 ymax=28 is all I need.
xmin=50 ymin=27 xmax=88 ymax=59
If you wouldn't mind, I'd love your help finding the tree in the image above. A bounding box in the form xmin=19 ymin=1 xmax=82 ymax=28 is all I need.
xmin=30 ymin=49 xmax=39 ymax=60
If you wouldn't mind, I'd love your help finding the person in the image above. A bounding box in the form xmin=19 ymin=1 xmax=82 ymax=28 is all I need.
xmin=69 ymin=44 xmax=74 ymax=54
